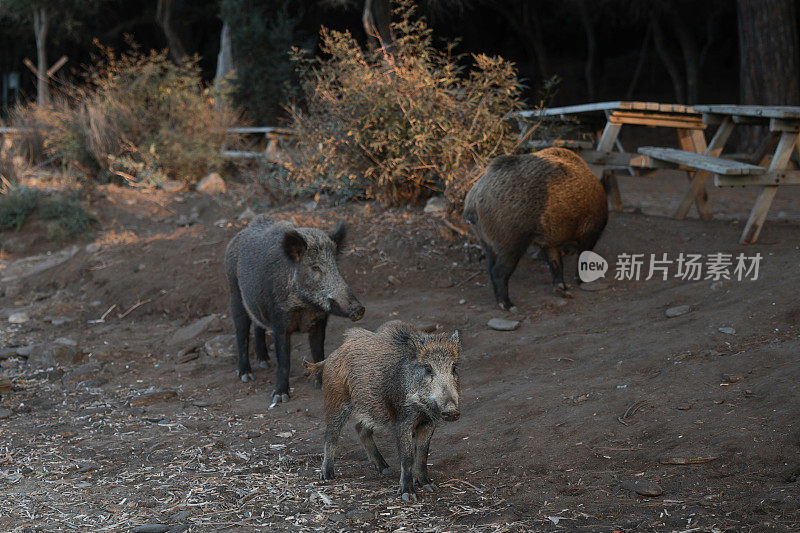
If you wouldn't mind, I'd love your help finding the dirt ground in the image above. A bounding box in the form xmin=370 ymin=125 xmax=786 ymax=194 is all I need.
xmin=1 ymin=172 xmax=799 ymax=532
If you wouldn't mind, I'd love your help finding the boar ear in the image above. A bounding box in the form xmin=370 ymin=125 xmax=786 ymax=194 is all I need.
xmin=450 ymin=329 xmax=462 ymax=356
xmin=328 ymin=222 xmax=347 ymax=252
xmin=283 ymin=229 xmax=307 ymax=263
xmin=392 ymin=327 xmax=423 ymax=358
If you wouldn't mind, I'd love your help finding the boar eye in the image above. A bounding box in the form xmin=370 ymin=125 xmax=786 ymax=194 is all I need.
xmin=424 ymin=364 xmax=433 ymax=375
xmin=311 ymin=265 xmax=323 ymax=273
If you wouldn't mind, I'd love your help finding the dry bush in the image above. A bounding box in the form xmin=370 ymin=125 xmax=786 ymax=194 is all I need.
xmin=288 ymin=1 xmax=524 ymax=213
xmin=37 ymin=43 xmax=239 ymax=186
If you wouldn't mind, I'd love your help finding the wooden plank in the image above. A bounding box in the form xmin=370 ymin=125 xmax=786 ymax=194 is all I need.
xmin=638 ymin=147 xmax=765 ymax=175
xmin=769 ymin=119 xmax=800 ymax=132
xmin=677 ymin=128 xmax=712 ymax=219
xmin=529 ymin=139 xmax=594 ymax=150
xmin=593 ymin=121 xmax=622 ymax=211
xmin=519 ymin=101 xmax=700 ymax=118
xmin=580 ymin=150 xmax=672 ymax=168
xmin=227 ymin=126 xmax=294 ymax=135
xmin=609 ymin=112 xmax=706 ymax=129
xmin=740 ymin=132 xmax=798 ymax=244
xmin=674 ymin=118 xmax=735 ymax=219
xmin=715 ymin=170 xmax=800 ymax=186
xmin=694 ymin=104 xmax=800 ymax=120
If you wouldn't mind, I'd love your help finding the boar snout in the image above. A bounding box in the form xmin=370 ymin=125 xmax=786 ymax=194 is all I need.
xmin=327 ymin=292 xmax=365 ymax=322
xmin=348 ymin=305 xmax=365 ymax=322
xmin=441 ymin=401 xmax=460 ymax=422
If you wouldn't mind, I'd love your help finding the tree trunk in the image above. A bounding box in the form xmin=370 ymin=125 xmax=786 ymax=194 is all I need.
xmin=215 ymin=22 xmax=233 ymax=84
xmin=214 ymin=21 xmax=233 ymax=109
xmin=577 ymin=0 xmax=596 ymax=100
xmin=32 ymin=6 xmax=48 ymax=107
xmin=650 ymin=11 xmax=686 ymax=103
xmin=626 ymin=23 xmax=652 ymax=100
xmin=737 ymin=0 xmax=800 ymax=106
xmin=156 ymin=0 xmax=188 ymax=62
xmin=362 ymin=0 xmax=394 ymax=53
xmin=672 ymin=13 xmax=699 ymax=104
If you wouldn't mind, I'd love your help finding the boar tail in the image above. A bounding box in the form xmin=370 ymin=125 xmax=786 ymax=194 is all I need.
xmin=303 ymin=359 xmax=325 ymax=378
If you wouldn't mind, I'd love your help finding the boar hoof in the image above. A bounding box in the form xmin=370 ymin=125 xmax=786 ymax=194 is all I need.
xmin=257 ymin=360 xmax=271 ymax=369
xmin=400 ymin=491 xmax=417 ymax=502
xmin=380 ymin=467 xmax=393 ymax=476
xmin=498 ymin=302 xmax=517 ymax=313
xmin=270 ymin=391 xmax=290 ymax=405
xmin=240 ymin=372 xmax=254 ymax=383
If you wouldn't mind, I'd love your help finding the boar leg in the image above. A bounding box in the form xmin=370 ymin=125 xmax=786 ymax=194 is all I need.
xmin=253 ymin=325 xmax=270 ymax=368
xmin=231 ymin=294 xmax=253 ymax=382
xmin=308 ymin=318 xmax=327 ymax=389
xmin=321 ymin=403 xmax=352 ymax=480
xmin=490 ymin=250 xmax=524 ymax=311
xmin=413 ymin=421 xmax=437 ymax=491
xmin=545 ymin=246 xmax=569 ymax=293
xmin=396 ymin=419 xmax=417 ymax=501
xmin=271 ymin=327 xmax=291 ymax=403
xmin=356 ymin=421 xmax=391 ymax=474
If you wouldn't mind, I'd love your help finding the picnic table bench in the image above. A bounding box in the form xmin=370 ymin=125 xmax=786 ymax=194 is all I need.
xmin=223 ymin=126 xmax=294 ymax=161
xmin=639 ymin=105 xmax=800 ymax=243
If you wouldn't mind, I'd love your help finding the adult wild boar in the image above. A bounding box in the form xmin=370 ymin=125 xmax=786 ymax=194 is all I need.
xmin=225 ymin=215 xmax=365 ymax=405
xmin=463 ymin=148 xmax=608 ymax=310
xmin=309 ymin=321 xmax=462 ymax=501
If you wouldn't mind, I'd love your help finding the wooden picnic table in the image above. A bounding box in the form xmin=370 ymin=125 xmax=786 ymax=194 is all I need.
xmin=518 ymin=101 xmax=712 ymax=216
xmin=640 ymin=104 xmax=800 ymax=244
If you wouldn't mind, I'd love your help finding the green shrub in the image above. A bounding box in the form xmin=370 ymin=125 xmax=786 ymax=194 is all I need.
xmin=288 ymin=1 xmax=525 ymax=213
xmin=39 ymin=196 xmax=96 ymax=241
xmin=39 ymin=42 xmax=239 ymax=186
xmin=0 ymin=185 xmax=39 ymax=231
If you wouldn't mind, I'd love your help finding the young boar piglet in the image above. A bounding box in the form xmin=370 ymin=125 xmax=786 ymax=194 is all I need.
xmin=225 ymin=215 xmax=364 ymax=406
xmin=463 ymin=148 xmax=608 ymax=309
xmin=309 ymin=320 xmax=462 ymax=501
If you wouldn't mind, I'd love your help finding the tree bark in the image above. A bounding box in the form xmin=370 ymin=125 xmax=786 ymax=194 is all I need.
xmin=737 ymin=0 xmax=800 ymax=106
xmin=625 ymin=23 xmax=652 ymax=100
xmin=215 ymin=21 xmax=233 ymax=84
xmin=577 ymin=0 xmax=596 ymax=100
xmin=33 ymin=6 xmax=48 ymax=107
xmin=650 ymin=11 xmax=686 ymax=103
xmin=362 ymin=0 xmax=394 ymax=53
xmin=671 ymin=12 xmax=699 ymax=104
xmin=156 ymin=0 xmax=188 ymax=62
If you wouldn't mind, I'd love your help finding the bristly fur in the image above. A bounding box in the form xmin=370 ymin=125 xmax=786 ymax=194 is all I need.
xmin=463 ymin=148 xmax=608 ymax=309
xmin=225 ymin=216 xmax=364 ymax=401
xmin=318 ymin=321 xmax=462 ymax=501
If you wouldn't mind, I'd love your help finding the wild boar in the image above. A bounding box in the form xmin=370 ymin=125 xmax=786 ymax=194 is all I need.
xmin=225 ymin=215 xmax=365 ymax=405
xmin=463 ymin=148 xmax=608 ymax=310
xmin=309 ymin=320 xmax=461 ymax=501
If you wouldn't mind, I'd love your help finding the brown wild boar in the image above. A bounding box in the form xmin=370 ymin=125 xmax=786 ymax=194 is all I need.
xmin=463 ymin=148 xmax=608 ymax=310
xmin=308 ymin=321 xmax=462 ymax=501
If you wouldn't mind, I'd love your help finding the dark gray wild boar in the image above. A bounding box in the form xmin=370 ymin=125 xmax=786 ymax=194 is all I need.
xmin=308 ymin=320 xmax=461 ymax=501
xmin=225 ymin=215 xmax=365 ymax=405
xmin=463 ymin=148 xmax=608 ymax=310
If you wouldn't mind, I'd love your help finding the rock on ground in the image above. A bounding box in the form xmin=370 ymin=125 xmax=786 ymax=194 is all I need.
xmin=196 ymin=172 xmax=226 ymax=194
xmin=488 ymin=318 xmax=520 ymax=331
xmin=169 ymin=315 xmax=218 ymax=346
xmin=665 ymin=305 xmax=691 ymax=318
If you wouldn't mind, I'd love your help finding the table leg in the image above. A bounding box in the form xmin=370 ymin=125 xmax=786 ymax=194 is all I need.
xmin=674 ymin=118 xmax=734 ymax=220
xmin=592 ymin=121 xmax=623 ymax=211
xmin=740 ymin=131 xmax=798 ymax=244
xmin=676 ymin=128 xmax=712 ymax=219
